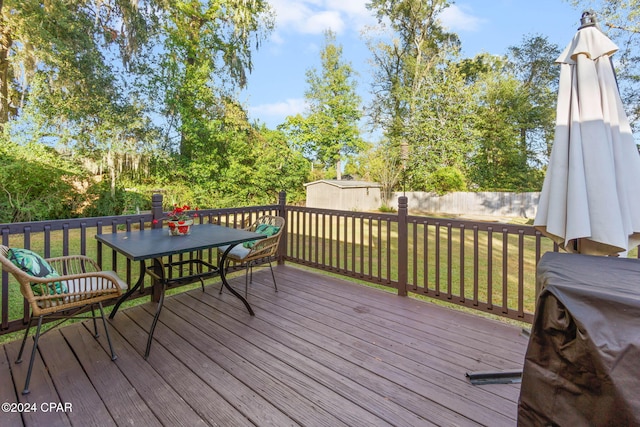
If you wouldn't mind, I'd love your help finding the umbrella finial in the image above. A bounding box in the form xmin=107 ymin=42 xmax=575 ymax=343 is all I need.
xmin=579 ymin=10 xmax=597 ymax=29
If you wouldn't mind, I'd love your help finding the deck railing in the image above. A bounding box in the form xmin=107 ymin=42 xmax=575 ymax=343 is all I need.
xmin=2 ymin=192 xmax=556 ymax=335
xmin=283 ymin=197 xmax=557 ymax=323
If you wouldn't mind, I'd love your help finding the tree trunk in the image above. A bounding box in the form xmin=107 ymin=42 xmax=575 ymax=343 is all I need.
xmin=0 ymin=10 xmax=12 ymax=127
xmin=107 ymin=150 xmax=116 ymax=198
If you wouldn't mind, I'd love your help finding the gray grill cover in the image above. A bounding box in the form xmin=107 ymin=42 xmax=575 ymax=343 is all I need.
xmin=518 ymin=252 xmax=640 ymax=426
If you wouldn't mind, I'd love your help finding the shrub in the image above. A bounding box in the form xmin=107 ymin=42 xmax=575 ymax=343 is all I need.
xmin=429 ymin=167 xmax=467 ymax=195
xmin=0 ymin=141 xmax=86 ymax=222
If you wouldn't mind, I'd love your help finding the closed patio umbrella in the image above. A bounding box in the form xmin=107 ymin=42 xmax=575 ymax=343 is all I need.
xmin=534 ymin=11 xmax=640 ymax=256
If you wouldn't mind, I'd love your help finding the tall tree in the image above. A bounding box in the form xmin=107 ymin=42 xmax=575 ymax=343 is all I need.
xmin=467 ymin=42 xmax=558 ymax=191
xmin=365 ymin=0 xmax=462 ymax=191
xmin=469 ymin=67 xmax=536 ymax=190
xmin=281 ymin=30 xmax=364 ymax=179
xmin=507 ymin=34 xmax=560 ymax=161
xmin=153 ymin=0 xmax=274 ymax=162
xmin=0 ymin=0 xmax=154 ymax=130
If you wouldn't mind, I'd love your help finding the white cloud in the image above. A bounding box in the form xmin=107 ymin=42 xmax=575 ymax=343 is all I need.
xmin=439 ymin=4 xmax=484 ymax=32
xmin=268 ymin=0 xmax=373 ymax=37
xmin=305 ymin=10 xmax=345 ymax=34
xmin=249 ymin=98 xmax=308 ymax=121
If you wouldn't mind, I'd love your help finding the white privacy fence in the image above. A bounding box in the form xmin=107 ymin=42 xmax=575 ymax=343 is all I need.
xmin=390 ymin=192 xmax=540 ymax=218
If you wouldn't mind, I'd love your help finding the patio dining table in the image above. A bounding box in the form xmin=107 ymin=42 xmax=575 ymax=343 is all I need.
xmin=95 ymin=223 xmax=265 ymax=358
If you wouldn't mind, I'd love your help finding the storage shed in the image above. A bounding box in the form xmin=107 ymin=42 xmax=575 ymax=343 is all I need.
xmin=304 ymin=180 xmax=382 ymax=211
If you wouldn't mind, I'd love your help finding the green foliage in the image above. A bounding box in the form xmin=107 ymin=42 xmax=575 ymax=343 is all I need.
xmin=428 ymin=167 xmax=467 ymax=195
xmin=82 ymin=182 xmax=151 ymax=217
xmin=0 ymin=138 xmax=87 ymax=222
xmin=465 ymin=35 xmax=559 ymax=191
xmin=0 ymin=0 xmax=155 ymax=127
xmin=154 ymin=0 xmax=274 ymax=161
xmin=216 ymin=126 xmax=309 ymax=207
xmin=0 ymin=0 xmax=595 ymax=223
xmin=357 ymin=139 xmax=403 ymax=203
xmin=365 ymin=0 xmax=469 ymax=193
xmin=281 ymin=30 xmax=364 ymax=179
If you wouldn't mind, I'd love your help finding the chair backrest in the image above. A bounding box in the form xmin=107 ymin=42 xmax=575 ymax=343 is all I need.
xmin=248 ymin=215 xmax=285 ymax=232
xmin=245 ymin=216 xmax=285 ymax=259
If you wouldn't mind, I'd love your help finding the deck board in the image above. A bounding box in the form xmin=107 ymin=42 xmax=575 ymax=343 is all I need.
xmin=61 ymin=324 xmax=161 ymax=426
xmin=1 ymin=265 xmax=529 ymax=426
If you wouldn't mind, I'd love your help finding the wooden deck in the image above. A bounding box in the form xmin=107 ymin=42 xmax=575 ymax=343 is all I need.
xmin=1 ymin=265 xmax=529 ymax=426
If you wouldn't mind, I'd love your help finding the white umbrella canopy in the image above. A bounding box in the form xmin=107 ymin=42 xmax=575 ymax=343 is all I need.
xmin=534 ymin=12 xmax=640 ymax=256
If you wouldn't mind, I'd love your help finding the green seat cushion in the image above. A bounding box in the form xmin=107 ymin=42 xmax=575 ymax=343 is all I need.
xmin=243 ymin=224 xmax=280 ymax=249
xmin=8 ymin=248 xmax=68 ymax=295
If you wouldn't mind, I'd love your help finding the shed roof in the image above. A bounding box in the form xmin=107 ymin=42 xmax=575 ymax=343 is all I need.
xmin=304 ymin=180 xmax=382 ymax=189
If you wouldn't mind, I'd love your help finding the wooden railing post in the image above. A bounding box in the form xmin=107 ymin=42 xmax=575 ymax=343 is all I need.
xmin=397 ymin=196 xmax=408 ymax=296
xmin=277 ymin=191 xmax=287 ymax=265
xmin=151 ymin=193 xmax=163 ymax=229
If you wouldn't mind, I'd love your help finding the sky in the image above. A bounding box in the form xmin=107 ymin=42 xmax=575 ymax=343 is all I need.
xmin=242 ymin=0 xmax=586 ymax=131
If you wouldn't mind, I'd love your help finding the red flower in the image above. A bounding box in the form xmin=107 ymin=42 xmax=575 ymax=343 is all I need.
xmin=165 ymin=203 xmax=197 ymax=222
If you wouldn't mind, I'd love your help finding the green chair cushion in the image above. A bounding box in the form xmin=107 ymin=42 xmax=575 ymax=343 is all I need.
xmin=8 ymin=248 xmax=67 ymax=295
xmin=243 ymin=224 xmax=280 ymax=249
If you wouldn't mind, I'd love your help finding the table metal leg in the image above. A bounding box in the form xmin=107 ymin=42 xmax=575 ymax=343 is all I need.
xmin=144 ymin=258 xmax=167 ymax=359
xmin=110 ymin=260 xmax=146 ymax=319
xmin=220 ymin=245 xmax=255 ymax=316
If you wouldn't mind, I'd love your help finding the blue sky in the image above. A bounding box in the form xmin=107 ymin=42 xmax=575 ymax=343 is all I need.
xmin=243 ymin=0 xmax=584 ymax=130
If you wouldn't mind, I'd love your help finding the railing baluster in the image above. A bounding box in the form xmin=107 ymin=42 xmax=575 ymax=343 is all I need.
xmin=518 ymin=230 xmax=525 ymax=318
xmin=487 ymin=227 xmax=493 ymax=310
xmin=447 ymin=222 xmax=452 ymax=299
xmin=360 ymin=216 xmax=364 ymax=277
xmin=314 ymin=212 xmax=319 ymax=265
xmin=473 ymin=225 xmax=479 ymax=306
xmin=412 ymin=220 xmax=418 ymax=290
xmin=435 ymin=221 xmax=440 ymax=296
xmin=502 ymin=228 xmax=508 ymax=314
xmin=460 ymin=224 xmax=465 ymax=303
xmin=423 ymin=220 xmax=428 ymax=293
xmin=352 ymin=215 xmax=356 ymax=274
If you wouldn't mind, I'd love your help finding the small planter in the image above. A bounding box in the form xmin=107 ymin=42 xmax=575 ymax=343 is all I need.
xmin=167 ymin=219 xmax=193 ymax=236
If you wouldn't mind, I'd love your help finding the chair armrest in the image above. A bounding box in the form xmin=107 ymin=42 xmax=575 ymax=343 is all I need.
xmin=246 ymin=234 xmax=281 ymax=260
xmin=24 ymin=270 xmax=126 ymax=315
xmin=28 ymin=270 xmax=125 ymax=296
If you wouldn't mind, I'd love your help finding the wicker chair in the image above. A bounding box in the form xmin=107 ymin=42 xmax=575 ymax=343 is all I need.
xmin=218 ymin=215 xmax=285 ymax=298
xmin=0 ymin=245 xmax=127 ymax=394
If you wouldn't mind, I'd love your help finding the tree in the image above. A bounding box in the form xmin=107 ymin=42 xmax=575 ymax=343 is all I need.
xmin=507 ymin=34 xmax=560 ymax=161
xmin=281 ymin=30 xmax=364 ymax=179
xmin=354 ymin=139 xmax=403 ymax=203
xmin=467 ymin=49 xmax=553 ymax=191
xmin=152 ymin=0 xmax=274 ymax=162
xmin=0 ymin=0 xmax=155 ymax=130
xmin=365 ymin=0 xmax=464 ymax=190
xmin=404 ymin=58 xmax=474 ymax=191
xmin=222 ymin=125 xmax=309 ymax=206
